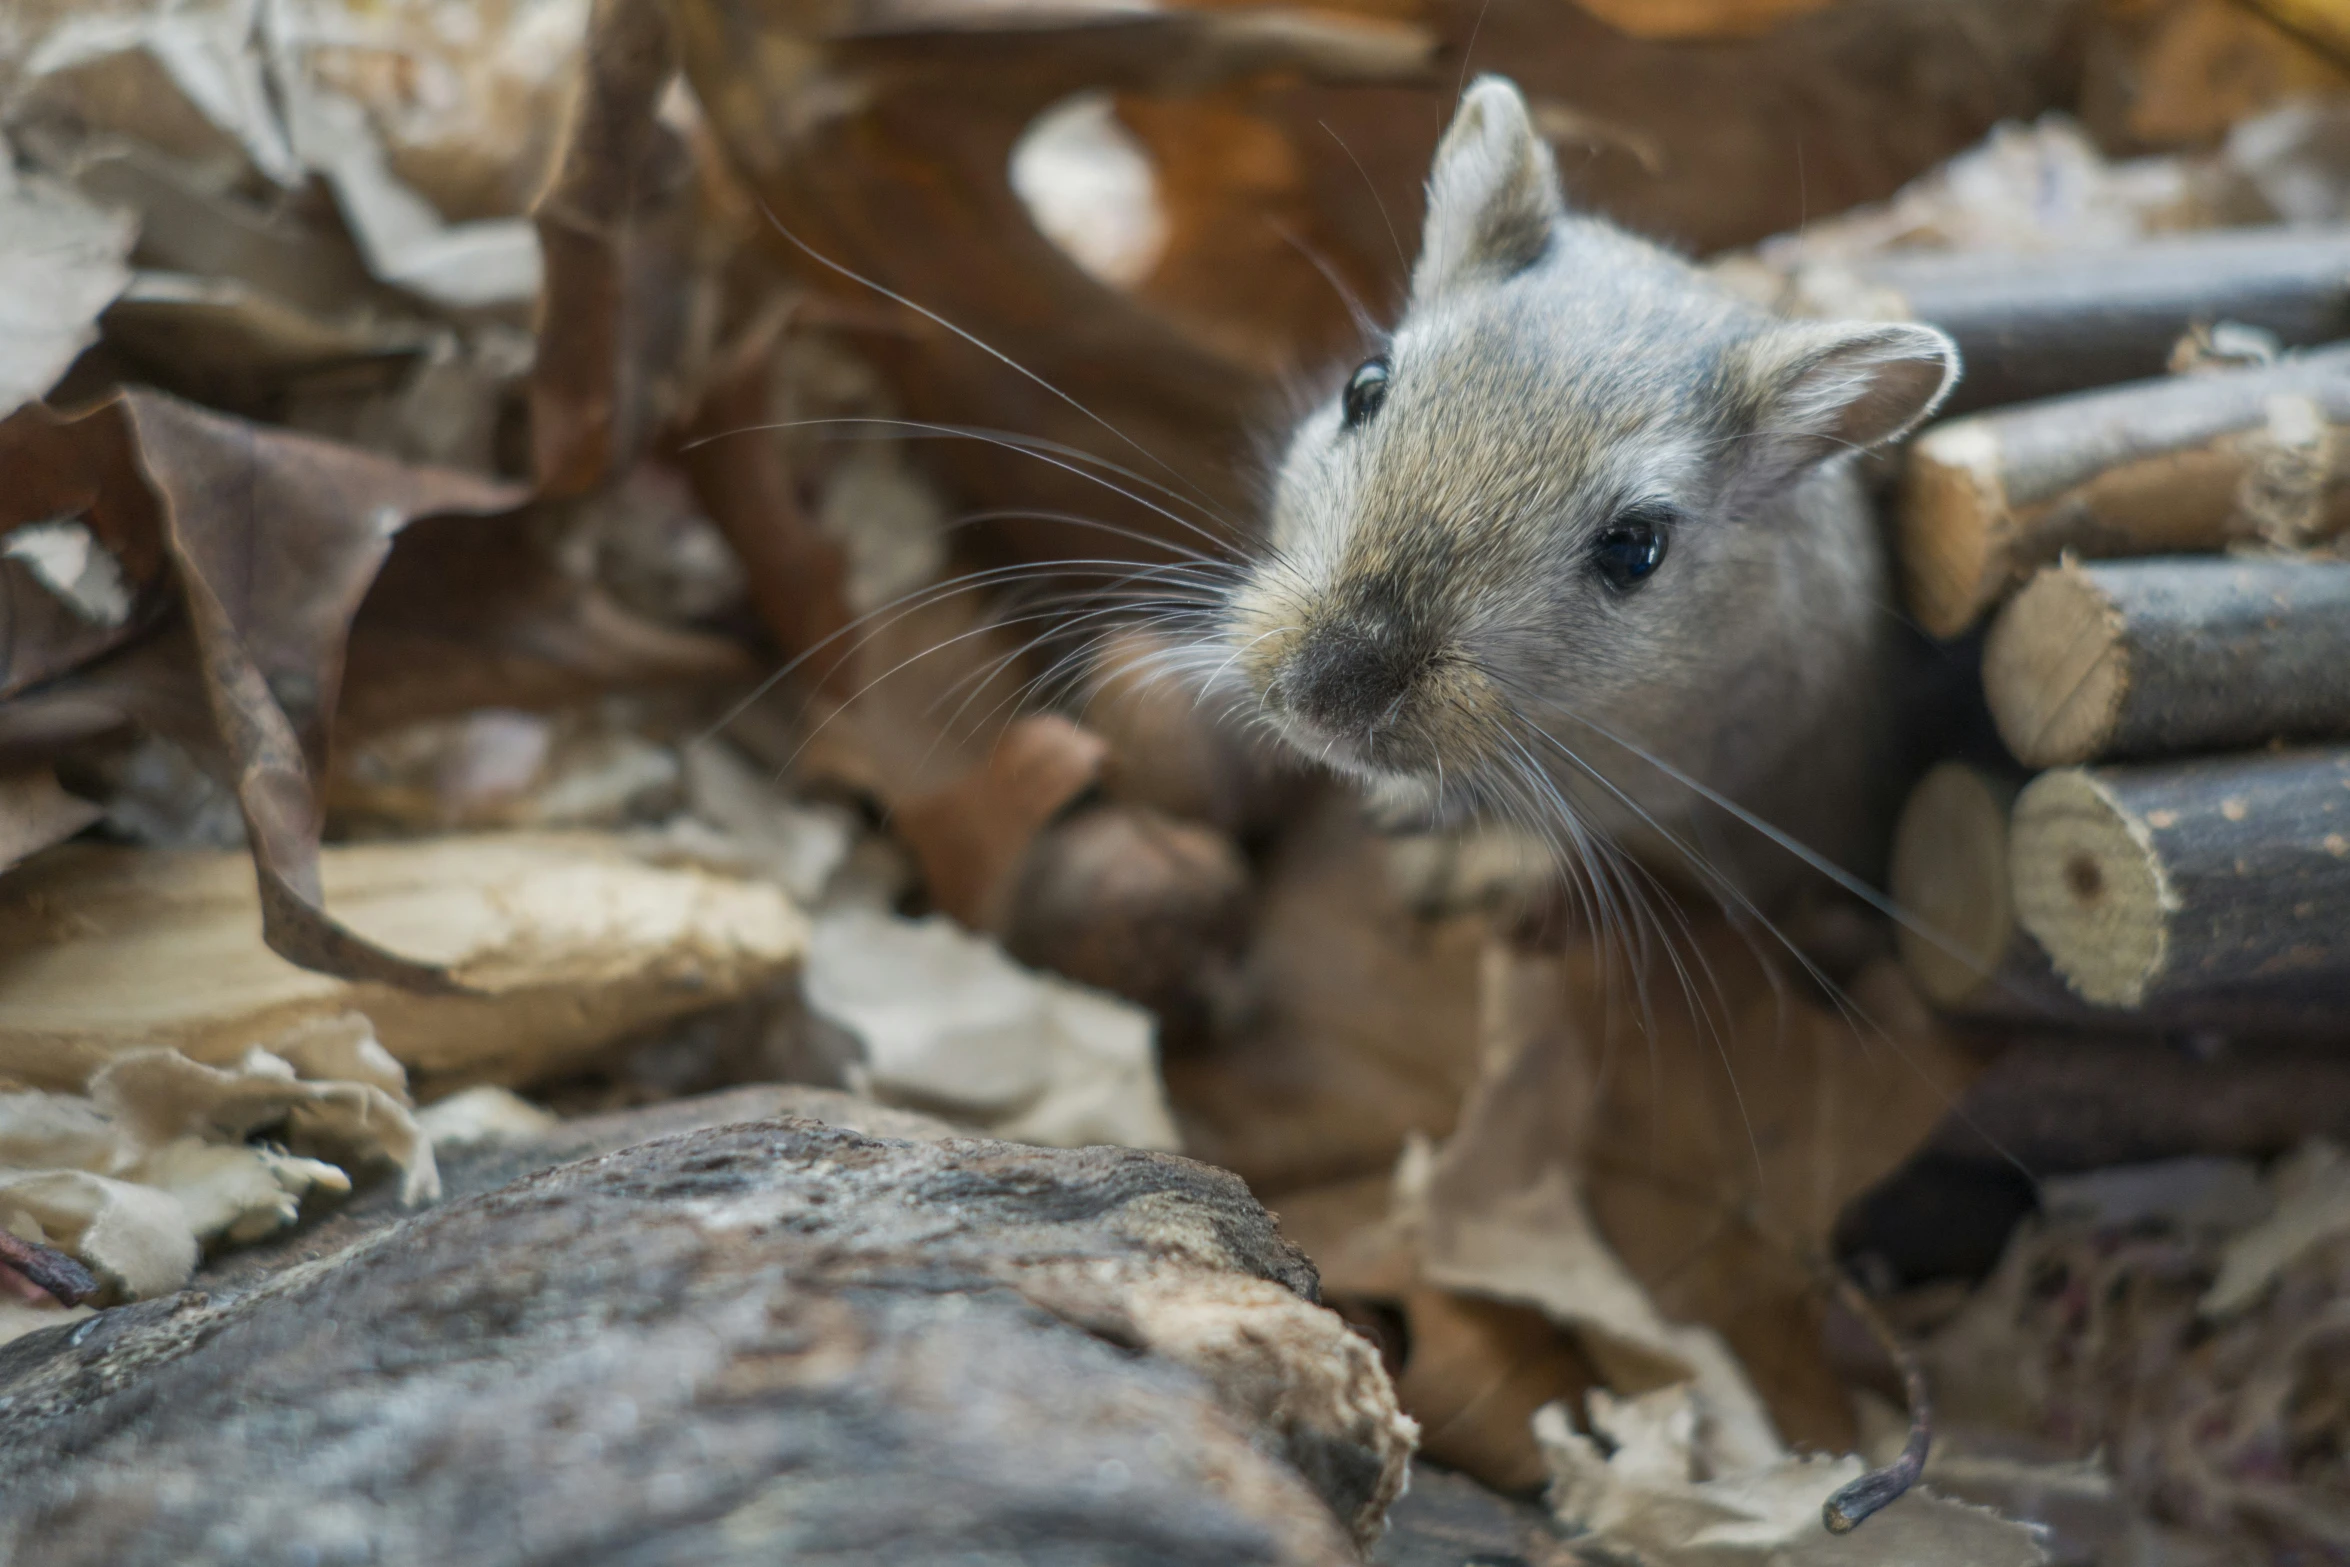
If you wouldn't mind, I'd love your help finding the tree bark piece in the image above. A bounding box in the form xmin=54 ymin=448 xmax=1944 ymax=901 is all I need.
xmin=1984 ymin=557 xmax=2350 ymax=767
xmin=1818 ymin=227 xmax=2350 ymax=414
xmin=0 ymin=1118 xmax=1414 ymax=1566
xmin=1897 ymin=345 xmax=2350 ymax=637
xmin=2010 ymin=749 xmax=2350 ymax=1013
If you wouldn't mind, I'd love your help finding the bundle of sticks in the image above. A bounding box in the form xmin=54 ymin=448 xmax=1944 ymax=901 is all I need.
xmin=1873 ymin=224 xmax=2350 ymax=1038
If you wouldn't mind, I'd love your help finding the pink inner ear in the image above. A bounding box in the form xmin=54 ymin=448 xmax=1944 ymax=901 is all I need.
xmin=1829 ymin=345 xmax=1957 ymax=450
xmin=1781 ymin=327 xmax=1957 ymax=454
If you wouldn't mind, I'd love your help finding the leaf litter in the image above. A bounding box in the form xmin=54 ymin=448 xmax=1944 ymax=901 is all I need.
xmin=0 ymin=0 xmax=2347 ymax=1560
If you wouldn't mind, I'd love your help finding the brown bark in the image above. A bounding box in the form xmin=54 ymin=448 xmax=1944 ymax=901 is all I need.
xmin=2010 ymin=748 xmax=2350 ymax=1017
xmin=1897 ymin=344 xmax=2350 ymax=636
xmin=1842 ymin=227 xmax=2350 ymax=414
xmin=0 ymin=1112 xmax=1414 ymax=1565
xmin=1984 ymin=556 xmax=2350 ymax=767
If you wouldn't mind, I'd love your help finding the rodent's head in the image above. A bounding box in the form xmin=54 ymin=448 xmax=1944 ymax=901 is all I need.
xmin=1225 ymin=76 xmax=1956 ymax=815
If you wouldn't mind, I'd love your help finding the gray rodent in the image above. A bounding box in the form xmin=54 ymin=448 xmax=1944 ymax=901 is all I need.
xmin=1219 ymin=75 xmax=1959 ymax=911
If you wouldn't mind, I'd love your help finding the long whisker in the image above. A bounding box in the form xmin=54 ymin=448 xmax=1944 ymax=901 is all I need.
xmin=692 ymin=555 xmax=1217 ymax=747
xmin=680 ymin=415 xmax=1244 ymax=561
xmin=748 ymin=200 xmax=1231 ymax=518
xmin=1492 ymin=686 xmax=2032 ymax=1180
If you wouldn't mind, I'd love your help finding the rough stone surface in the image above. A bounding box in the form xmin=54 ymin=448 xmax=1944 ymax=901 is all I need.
xmin=0 ymin=1113 xmax=1414 ymax=1565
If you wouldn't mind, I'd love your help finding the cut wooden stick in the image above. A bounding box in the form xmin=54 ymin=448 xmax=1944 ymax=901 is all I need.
xmin=1888 ymin=761 xmax=2067 ymax=1021
xmin=1985 ymin=557 xmax=2350 ymax=767
xmin=1803 ymin=226 xmax=2350 ymax=413
xmin=1897 ymin=345 xmax=2350 ymax=637
xmin=2010 ymin=749 xmax=2350 ymax=1014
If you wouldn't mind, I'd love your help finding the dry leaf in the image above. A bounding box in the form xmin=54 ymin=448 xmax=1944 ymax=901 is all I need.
xmin=1166 ymin=795 xmax=1487 ymax=1194
xmin=1442 ymin=913 xmax=1984 ymax=1453
xmin=286 ymin=0 xmax=589 ymax=223
xmin=1533 ymin=1386 xmax=2047 ymax=1566
xmin=0 ymin=832 xmax=808 ymax=1092
xmin=0 ymin=403 xmax=171 ymax=698
xmin=2202 ymin=1140 xmax=2350 ymax=1315
xmin=1919 ymin=1142 xmax=2350 ymax=1557
xmin=0 ymin=767 xmax=100 ymax=873
xmin=892 ymin=714 xmax=1108 ymax=930
xmin=674 ymin=306 xmax=860 ymax=695
xmin=0 ymin=149 xmax=135 ymax=420
xmin=1001 ymin=802 xmax=1251 ymax=1030
xmin=13 ymin=0 xmax=304 ymax=185
xmin=0 ymin=390 xmax=526 ymax=985
xmin=530 ymin=0 xmax=699 ymax=497
xmin=413 ymin=1084 xmax=559 ymax=1150
xmin=0 ymin=1015 xmax=437 ymax=1326
xmin=802 ymin=905 xmax=1180 ymax=1151
xmin=335 ymin=516 xmax=752 ymax=736
xmin=0 ymin=1168 xmax=196 ymax=1302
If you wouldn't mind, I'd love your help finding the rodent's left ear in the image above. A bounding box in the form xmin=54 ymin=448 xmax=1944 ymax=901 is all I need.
xmin=1737 ymin=321 xmax=1961 ymax=461
xmin=1412 ymin=76 xmax=1565 ymax=303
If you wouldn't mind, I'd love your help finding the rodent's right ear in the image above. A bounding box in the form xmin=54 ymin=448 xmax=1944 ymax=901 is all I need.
xmin=1411 ymin=76 xmax=1564 ymax=304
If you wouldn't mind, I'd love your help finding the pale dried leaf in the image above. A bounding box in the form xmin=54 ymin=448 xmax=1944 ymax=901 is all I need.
xmin=0 ymin=834 xmax=808 ymax=1093
xmin=19 ymin=0 xmax=302 ymax=183
xmin=0 ymin=1169 xmax=196 ymax=1300
xmin=0 ymin=156 xmax=134 ymax=420
xmin=2202 ymin=1140 xmax=2350 ymax=1317
xmin=0 ymin=767 xmax=101 ymax=875
xmin=1534 ymin=1391 xmax=2048 ymax=1566
xmin=131 ymin=1136 xmax=348 ymax=1246
xmin=92 ymin=1041 xmax=439 ymax=1205
xmin=415 ymin=1085 xmax=558 ymax=1150
xmin=804 ymin=907 xmax=1179 ymax=1151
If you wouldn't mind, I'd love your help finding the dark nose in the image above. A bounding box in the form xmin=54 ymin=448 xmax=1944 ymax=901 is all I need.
xmin=1276 ymin=620 xmax=1421 ymax=734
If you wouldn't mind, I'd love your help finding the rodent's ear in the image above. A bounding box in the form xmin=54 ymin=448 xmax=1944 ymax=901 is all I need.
xmin=1411 ymin=76 xmax=1564 ymax=304
xmin=1738 ymin=320 xmax=1960 ymax=458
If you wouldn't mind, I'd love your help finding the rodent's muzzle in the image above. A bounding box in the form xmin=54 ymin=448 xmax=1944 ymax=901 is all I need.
xmin=1269 ymin=618 xmax=1429 ymax=749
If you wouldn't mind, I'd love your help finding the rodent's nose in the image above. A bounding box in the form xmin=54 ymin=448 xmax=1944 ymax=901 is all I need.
xmin=1274 ymin=620 xmax=1421 ymax=736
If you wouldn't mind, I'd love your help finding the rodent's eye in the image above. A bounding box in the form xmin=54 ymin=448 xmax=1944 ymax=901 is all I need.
xmin=1341 ymin=358 xmax=1390 ymax=429
xmin=1590 ymin=508 xmax=1673 ymax=592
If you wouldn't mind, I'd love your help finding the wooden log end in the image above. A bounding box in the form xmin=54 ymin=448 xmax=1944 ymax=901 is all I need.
xmin=1982 ymin=562 xmax=2131 ymax=769
xmin=1888 ymin=762 xmax=2017 ymax=1009
xmin=1899 ymin=420 xmax=2011 ymax=639
xmin=2009 ymin=769 xmax=2168 ymax=1009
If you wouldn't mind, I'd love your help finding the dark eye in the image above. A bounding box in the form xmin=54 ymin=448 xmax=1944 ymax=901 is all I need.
xmin=1591 ymin=509 xmax=1672 ymax=592
xmin=1341 ymin=357 xmax=1390 ymax=429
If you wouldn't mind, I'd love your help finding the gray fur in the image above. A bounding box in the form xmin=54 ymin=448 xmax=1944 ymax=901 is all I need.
xmin=1224 ymin=76 xmax=1956 ymax=907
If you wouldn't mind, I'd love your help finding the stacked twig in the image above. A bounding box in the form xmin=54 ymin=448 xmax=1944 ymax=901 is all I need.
xmin=1888 ymin=268 xmax=2350 ymax=1039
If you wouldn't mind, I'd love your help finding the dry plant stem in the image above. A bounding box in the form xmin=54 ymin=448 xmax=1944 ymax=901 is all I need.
xmin=1898 ymin=344 xmax=2350 ymax=637
xmin=530 ymin=0 xmax=689 ymax=497
xmin=1984 ymin=557 xmax=2350 ymax=767
xmin=1839 ymin=229 xmax=2350 ymax=414
xmin=1820 ymin=1269 xmax=1930 ymax=1535
xmin=0 ymin=1231 xmax=97 ymax=1306
xmin=2011 ymin=748 xmax=2350 ymax=1014
xmin=678 ymin=312 xmax=858 ymax=698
